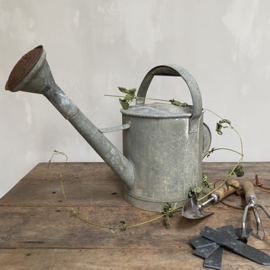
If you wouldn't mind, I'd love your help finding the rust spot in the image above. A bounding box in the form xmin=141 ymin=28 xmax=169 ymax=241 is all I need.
xmin=5 ymin=45 xmax=43 ymax=90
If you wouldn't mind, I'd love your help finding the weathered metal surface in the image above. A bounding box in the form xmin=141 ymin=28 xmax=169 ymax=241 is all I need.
xmin=216 ymin=225 xmax=238 ymax=239
xmin=204 ymin=247 xmax=223 ymax=270
xmin=99 ymin=123 xmax=131 ymax=133
xmin=182 ymin=195 xmax=214 ymax=219
xmin=202 ymin=123 xmax=212 ymax=158
xmin=5 ymin=45 xmax=43 ymax=90
xmin=121 ymin=64 xmax=210 ymax=211
xmin=189 ymin=236 xmax=215 ymax=249
xmin=183 ymin=180 xmax=240 ymax=219
xmin=234 ymin=228 xmax=253 ymax=239
xmin=135 ymin=65 xmax=202 ymax=133
xmin=242 ymin=182 xmax=270 ymax=242
xmin=121 ymin=103 xmax=193 ymax=118
xmin=5 ymin=46 xmax=211 ymax=212
xmin=193 ymin=243 xmax=220 ymax=259
xmin=200 ymin=226 xmax=270 ymax=265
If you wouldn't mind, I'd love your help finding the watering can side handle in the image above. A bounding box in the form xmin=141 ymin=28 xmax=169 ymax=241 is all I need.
xmin=136 ymin=65 xmax=202 ymax=133
xmin=202 ymin=123 xmax=212 ymax=159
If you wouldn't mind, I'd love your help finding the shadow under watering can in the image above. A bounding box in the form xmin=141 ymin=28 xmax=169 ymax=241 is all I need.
xmin=5 ymin=45 xmax=211 ymax=212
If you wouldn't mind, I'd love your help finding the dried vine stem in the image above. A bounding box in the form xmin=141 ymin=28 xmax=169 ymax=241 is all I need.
xmin=43 ymin=151 xmax=184 ymax=230
xmin=198 ymin=108 xmax=244 ymax=201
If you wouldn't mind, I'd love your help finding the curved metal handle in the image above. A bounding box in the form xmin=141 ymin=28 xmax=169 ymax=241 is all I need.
xmin=202 ymin=123 xmax=212 ymax=159
xmin=136 ymin=65 xmax=203 ymax=133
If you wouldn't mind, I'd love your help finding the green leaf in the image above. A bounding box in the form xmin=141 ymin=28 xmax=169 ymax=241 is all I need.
xmin=225 ymin=181 xmax=229 ymax=191
xmin=169 ymin=99 xmax=181 ymax=106
xmin=229 ymin=184 xmax=239 ymax=190
xmin=126 ymin=88 xmax=136 ymax=95
xmin=188 ymin=186 xmax=202 ymax=197
xmin=229 ymin=165 xmax=244 ymax=177
xmin=163 ymin=203 xmax=177 ymax=226
xmin=118 ymin=87 xmax=128 ymax=94
xmin=124 ymin=93 xmax=134 ymax=101
xmin=216 ymin=123 xmax=223 ymax=135
xmin=119 ymin=98 xmax=129 ymax=110
xmin=202 ymin=175 xmax=213 ymax=189
xmin=219 ymin=119 xmax=231 ymax=125
xmin=119 ymin=220 xmax=127 ymax=231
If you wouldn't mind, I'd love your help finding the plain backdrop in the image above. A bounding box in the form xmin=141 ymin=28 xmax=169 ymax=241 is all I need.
xmin=0 ymin=0 xmax=269 ymax=198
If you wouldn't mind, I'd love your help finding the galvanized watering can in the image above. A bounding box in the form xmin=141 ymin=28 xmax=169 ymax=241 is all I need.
xmin=5 ymin=45 xmax=211 ymax=212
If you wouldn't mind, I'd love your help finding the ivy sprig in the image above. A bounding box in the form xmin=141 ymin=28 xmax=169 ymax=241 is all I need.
xmin=188 ymin=175 xmax=213 ymax=198
xmin=119 ymin=220 xmax=127 ymax=231
xmin=229 ymin=165 xmax=244 ymax=177
xmin=169 ymin=99 xmax=188 ymax=107
xmin=216 ymin=119 xmax=232 ymax=135
xmin=163 ymin=203 xmax=177 ymax=226
xmin=118 ymin=87 xmax=137 ymax=110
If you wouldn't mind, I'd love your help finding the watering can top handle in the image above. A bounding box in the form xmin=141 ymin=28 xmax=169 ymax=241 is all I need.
xmin=136 ymin=65 xmax=203 ymax=122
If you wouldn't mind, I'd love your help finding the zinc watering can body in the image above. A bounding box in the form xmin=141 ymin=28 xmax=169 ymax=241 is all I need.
xmin=5 ymin=45 xmax=211 ymax=212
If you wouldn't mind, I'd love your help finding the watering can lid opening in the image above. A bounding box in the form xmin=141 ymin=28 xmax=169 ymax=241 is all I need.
xmin=5 ymin=45 xmax=43 ymax=90
xmin=121 ymin=102 xmax=194 ymax=118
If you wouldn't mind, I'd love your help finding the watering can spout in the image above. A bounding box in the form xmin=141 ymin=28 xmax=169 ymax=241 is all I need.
xmin=5 ymin=45 xmax=134 ymax=189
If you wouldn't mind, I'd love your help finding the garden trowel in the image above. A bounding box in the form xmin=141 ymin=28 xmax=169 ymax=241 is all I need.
xmin=182 ymin=180 xmax=240 ymax=219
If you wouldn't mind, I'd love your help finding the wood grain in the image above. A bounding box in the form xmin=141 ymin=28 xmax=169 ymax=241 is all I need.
xmin=0 ymin=248 xmax=270 ymax=270
xmin=0 ymin=162 xmax=270 ymax=269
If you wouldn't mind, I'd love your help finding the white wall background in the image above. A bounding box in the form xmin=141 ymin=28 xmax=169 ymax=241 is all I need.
xmin=0 ymin=0 xmax=270 ymax=198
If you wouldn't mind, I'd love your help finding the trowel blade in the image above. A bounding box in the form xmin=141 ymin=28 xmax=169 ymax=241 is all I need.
xmin=182 ymin=196 xmax=214 ymax=219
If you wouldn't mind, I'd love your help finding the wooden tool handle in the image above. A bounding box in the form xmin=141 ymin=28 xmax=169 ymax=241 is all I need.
xmin=242 ymin=181 xmax=256 ymax=198
xmin=215 ymin=180 xmax=240 ymax=201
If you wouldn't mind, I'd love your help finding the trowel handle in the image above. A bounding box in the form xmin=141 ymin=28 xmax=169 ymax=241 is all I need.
xmin=213 ymin=180 xmax=240 ymax=201
xmin=242 ymin=181 xmax=256 ymax=200
xmin=136 ymin=65 xmax=202 ymax=133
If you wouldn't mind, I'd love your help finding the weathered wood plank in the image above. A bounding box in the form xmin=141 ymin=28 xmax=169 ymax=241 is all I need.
xmin=0 ymin=162 xmax=270 ymax=269
xmin=0 ymin=206 xmax=269 ymax=250
xmin=1 ymin=162 xmax=270 ymax=207
xmin=0 ymin=248 xmax=270 ymax=270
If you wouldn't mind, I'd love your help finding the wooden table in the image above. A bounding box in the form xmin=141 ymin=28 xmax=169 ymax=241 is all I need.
xmin=0 ymin=162 xmax=270 ymax=269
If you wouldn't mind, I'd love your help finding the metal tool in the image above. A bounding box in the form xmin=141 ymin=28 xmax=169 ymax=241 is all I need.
xmin=241 ymin=181 xmax=270 ymax=243
xmin=201 ymin=226 xmax=270 ymax=265
xmin=190 ymin=225 xmax=253 ymax=269
xmin=5 ymin=45 xmax=212 ymax=212
xmin=193 ymin=243 xmax=220 ymax=259
xmin=203 ymin=247 xmax=223 ymax=270
xmin=182 ymin=180 xmax=240 ymax=219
